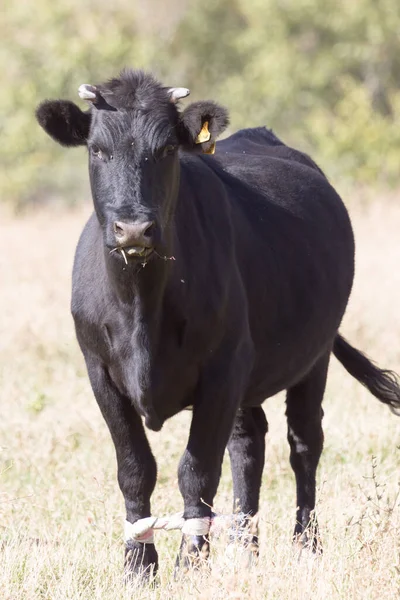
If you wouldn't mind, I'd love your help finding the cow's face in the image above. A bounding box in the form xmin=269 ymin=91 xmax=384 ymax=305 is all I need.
xmin=36 ymin=70 xmax=229 ymax=264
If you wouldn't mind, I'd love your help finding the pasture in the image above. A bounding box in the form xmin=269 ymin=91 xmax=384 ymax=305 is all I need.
xmin=1 ymin=198 xmax=399 ymax=599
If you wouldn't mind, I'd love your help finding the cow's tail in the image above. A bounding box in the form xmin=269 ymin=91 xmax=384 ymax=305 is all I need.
xmin=333 ymin=334 xmax=400 ymax=415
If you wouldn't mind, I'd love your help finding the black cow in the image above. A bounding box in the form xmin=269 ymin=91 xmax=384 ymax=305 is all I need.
xmin=36 ymin=69 xmax=400 ymax=578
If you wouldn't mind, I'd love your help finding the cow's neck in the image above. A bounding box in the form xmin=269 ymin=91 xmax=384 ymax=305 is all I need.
xmin=105 ymin=249 xmax=170 ymax=327
xmin=104 ymin=251 xmax=173 ymax=429
xmin=105 ymin=220 xmax=175 ymax=340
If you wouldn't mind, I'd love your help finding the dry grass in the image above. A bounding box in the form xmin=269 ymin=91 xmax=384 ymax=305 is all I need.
xmin=1 ymin=199 xmax=399 ymax=599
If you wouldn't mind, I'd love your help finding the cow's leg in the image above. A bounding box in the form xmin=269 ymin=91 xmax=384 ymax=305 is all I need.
xmin=227 ymin=406 xmax=268 ymax=557
xmin=176 ymin=348 xmax=250 ymax=572
xmin=85 ymin=357 xmax=158 ymax=578
xmin=285 ymin=351 xmax=330 ymax=552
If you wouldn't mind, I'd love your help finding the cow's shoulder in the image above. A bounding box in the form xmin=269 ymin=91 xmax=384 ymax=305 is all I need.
xmin=71 ymin=214 xmax=113 ymax=348
xmin=72 ymin=213 xmax=103 ymax=307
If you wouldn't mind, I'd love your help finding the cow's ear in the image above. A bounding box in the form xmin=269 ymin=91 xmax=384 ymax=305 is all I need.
xmin=36 ymin=100 xmax=91 ymax=147
xmin=178 ymin=101 xmax=229 ymax=154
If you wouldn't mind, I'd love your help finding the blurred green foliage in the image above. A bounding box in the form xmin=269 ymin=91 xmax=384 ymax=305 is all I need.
xmin=2 ymin=0 xmax=400 ymax=208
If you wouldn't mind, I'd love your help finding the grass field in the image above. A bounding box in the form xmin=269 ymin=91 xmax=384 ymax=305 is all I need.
xmin=1 ymin=199 xmax=399 ymax=599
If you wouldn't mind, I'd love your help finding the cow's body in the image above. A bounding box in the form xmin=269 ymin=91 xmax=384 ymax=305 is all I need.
xmin=73 ymin=127 xmax=353 ymax=428
xmin=36 ymin=71 xmax=400 ymax=578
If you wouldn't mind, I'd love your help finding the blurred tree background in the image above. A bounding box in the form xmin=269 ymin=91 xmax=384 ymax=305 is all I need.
xmin=2 ymin=0 xmax=400 ymax=209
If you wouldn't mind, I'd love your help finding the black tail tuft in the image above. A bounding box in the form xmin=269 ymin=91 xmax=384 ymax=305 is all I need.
xmin=333 ymin=334 xmax=400 ymax=415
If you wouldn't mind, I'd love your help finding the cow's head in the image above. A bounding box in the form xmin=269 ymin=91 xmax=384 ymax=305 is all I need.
xmin=36 ymin=70 xmax=229 ymax=263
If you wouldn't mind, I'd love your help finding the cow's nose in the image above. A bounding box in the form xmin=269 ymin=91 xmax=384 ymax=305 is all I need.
xmin=113 ymin=220 xmax=155 ymax=247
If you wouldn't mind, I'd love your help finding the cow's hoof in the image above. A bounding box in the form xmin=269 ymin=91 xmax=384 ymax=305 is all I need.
xmin=174 ymin=534 xmax=210 ymax=578
xmin=223 ymin=513 xmax=259 ymax=568
xmin=226 ymin=518 xmax=259 ymax=569
xmin=124 ymin=541 xmax=159 ymax=584
xmin=293 ymin=529 xmax=323 ymax=557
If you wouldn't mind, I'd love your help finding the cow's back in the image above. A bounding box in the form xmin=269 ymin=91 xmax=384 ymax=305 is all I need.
xmin=216 ymin=127 xmax=324 ymax=175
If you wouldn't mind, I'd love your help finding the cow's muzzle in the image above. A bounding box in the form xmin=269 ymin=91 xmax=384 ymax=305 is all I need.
xmin=112 ymin=220 xmax=155 ymax=260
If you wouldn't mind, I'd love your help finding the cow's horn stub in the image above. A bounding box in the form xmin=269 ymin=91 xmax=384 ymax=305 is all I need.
xmin=168 ymin=87 xmax=190 ymax=103
xmin=78 ymin=84 xmax=98 ymax=101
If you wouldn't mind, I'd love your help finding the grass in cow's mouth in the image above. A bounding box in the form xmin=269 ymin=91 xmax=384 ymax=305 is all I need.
xmin=154 ymin=250 xmax=176 ymax=262
xmin=109 ymin=247 xmax=129 ymax=265
xmin=109 ymin=247 xmax=176 ymax=266
xmin=109 ymin=246 xmax=153 ymax=265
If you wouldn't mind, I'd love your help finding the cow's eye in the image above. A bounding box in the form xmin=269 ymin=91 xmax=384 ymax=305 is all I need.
xmin=91 ymin=145 xmax=104 ymax=160
xmin=159 ymin=144 xmax=176 ymax=159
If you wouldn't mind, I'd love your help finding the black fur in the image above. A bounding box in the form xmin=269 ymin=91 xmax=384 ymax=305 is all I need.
xmin=99 ymin=69 xmax=175 ymax=111
xmin=35 ymin=68 xmax=400 ymax=578
xmin=217 ymin=126 xmax=326 ymax=175
xmin=334 ymin=335 xmax=400 ymax=414
xmin=36 ymin=100 xmax=90 ymax=147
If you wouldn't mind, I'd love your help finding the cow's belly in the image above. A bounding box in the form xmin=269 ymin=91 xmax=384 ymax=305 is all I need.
xmin=244 ymin=292 xmax=347 ymax=403
xmin=244 ymin=338 xmax=330 ymax=405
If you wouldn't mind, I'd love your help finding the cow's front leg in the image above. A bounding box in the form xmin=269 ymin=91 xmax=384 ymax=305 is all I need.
xmin=85 ymin=357 xmax=158 ymax=579
xmin=176 ymin=349 xmax=250 ymax=573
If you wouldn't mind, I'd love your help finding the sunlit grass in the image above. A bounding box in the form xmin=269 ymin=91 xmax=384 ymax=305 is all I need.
xmin=1 ymin=200 xmax=399 ymax=598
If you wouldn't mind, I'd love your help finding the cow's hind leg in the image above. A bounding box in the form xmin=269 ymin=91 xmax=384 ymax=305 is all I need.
xmin=227 ymin=406 xmax=268 ymax=558
xmin=286 ymin=351 xmax=330 ymax=552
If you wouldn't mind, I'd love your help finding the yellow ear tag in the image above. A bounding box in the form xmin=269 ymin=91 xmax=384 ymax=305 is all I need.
xmin=203 ymin=142 xmax=216 ymax=155
xmin=195 ymin=121 xmax=211 ymax=144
